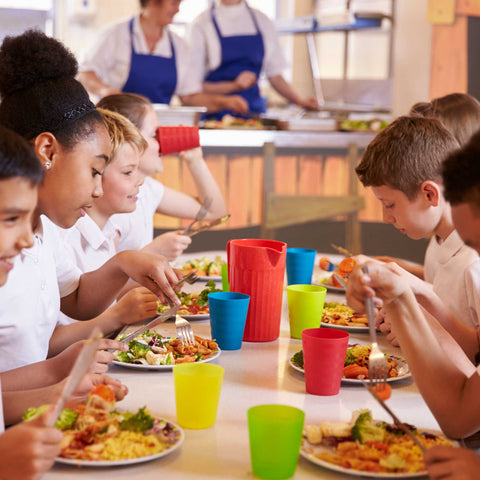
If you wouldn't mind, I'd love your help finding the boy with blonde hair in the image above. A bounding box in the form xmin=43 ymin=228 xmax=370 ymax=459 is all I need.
xmin=355 ymin=115 xmax=480 ymax=334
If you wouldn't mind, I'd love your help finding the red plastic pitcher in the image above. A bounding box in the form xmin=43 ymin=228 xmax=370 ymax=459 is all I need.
xmin=227 ymin=239 xmax=287 ymax=342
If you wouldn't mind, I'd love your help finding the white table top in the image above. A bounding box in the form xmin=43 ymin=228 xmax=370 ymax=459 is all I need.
xmin=44 ymin=251 xmax=440 ymax=480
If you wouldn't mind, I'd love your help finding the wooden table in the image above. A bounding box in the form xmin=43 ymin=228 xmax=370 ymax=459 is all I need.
xmin=44 ymin=252 xmax=441 ymax=480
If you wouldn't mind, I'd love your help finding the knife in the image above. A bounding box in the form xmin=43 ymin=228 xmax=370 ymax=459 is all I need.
xmin=186 ymin=214 xmax=231 ymax=237
xmin=333 ymin=272 xmax=348 ymax=289
xmin=45 ymin=327 xmax=102 ymax=427
xmin=120 ymin=304 xmax=180 ymax=344
xmin=361 ymin=380 xmax=426 ymax=453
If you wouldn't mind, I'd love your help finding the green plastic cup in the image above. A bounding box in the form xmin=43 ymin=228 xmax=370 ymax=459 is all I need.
xmin=248 ymin=404 xmax=305 ymax=479
xmin=221 ymin=262 xmax=230 ymax=291
xmin=286 ymin=284 xmax=327 ymax=339
xmin=173 ymin=363 xmax=224 ymax=429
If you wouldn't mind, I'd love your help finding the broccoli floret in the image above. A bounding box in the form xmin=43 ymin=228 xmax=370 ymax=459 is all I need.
xmin=197 ymin=280 xmax=222 ymax=306
xmin=351 ymin=409 xmax=386 ymax=444
xmin=128 ymin=340 xmax=152 ymax=359
xmin=344 ymin=349 xmax=357 ymax=366
xmin=23 ymin=406 xmax=77 ymax=430
xmin=119 ymin=407 xmax=154 ymax=432
xmin=292 ymin=350 xmax=304 ymax=369
xmin=55 ymin=408 xmax=78 ymax=430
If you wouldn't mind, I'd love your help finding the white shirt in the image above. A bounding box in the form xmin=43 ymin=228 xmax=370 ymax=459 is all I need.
xmin=0 ymin=216 xmax=81 ymax=371
xmin=80 ymin=15 xmax=201 ymax=98
xmin=112 ymin=176 xmax=165 ymax=251
xmin=58 ymin=215 xmax=121 ymax=325
xmin=424 ymin=230 xmax=480 ymax=328
xmin=188 ymin=0 xmax=287 ymax=84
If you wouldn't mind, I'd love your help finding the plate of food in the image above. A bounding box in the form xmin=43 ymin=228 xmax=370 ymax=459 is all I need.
xmin=289 ymin=345 xmax=410 ymax=383
xmin=315 ymin=256 xmax=356 ymax=293
xmin=315 ymin=272 xmax=346 ymax=293
xmin=301 ymin=409 xmax=453 ymax=478
xmin=321 ymin=302 xmax=369 ymax=332
xmin=178 ymin=256 xmax=225 ymax=281
xmin=202 ymin=114 xmax=263 ymax=130
xmin=23 ymin=385 xmax=184 ymax=467
xmin=113 ymin=332 xmax=220 ymax=370
xmin=156 ymin=280 xmax=221 ymax=320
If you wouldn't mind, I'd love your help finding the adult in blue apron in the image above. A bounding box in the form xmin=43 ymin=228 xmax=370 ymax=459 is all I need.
xmin=122 ymin=17 xmax=177 ymax=104
xmin=204 ymin=3 xmax=265 ymax=120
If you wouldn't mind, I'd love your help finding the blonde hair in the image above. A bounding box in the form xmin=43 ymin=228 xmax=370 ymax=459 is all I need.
xmin=410 ymin=93 xmax=480 ymax=147
xmin=97 ymin=107 xmax=147 ymax=159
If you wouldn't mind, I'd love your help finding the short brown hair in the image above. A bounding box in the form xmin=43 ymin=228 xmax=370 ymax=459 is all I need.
xmin=97 ymin=93 xmax=151 ymax=131
xmin=410 ymin=93 xmax=480 ymax=147
xmin=356 ymin=116 xmax=459 ymax=199
xmin=97 ymin=108 xmax=147 ymax=159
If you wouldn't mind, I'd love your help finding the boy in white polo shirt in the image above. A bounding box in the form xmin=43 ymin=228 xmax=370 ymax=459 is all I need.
xmin=355 ymin=116 xmax=480 ymax=339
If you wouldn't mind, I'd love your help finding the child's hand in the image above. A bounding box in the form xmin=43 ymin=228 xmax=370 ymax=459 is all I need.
xmin=179 ymin=146 xmax=203 ymax=164
xmin=0 ymin=413 xmax=62 ymax=480
xmin=144 ymin=231 xmax=192 ymax=262
xmin=116 ymin=251 xmax=180 ymax=306
xmin=425 ymin=446 xmax=480 ymax=480
xmin=376 ymin=308 xmax=399 ymax=346
xmin=113 ymin=286 xmax=159 ymax=325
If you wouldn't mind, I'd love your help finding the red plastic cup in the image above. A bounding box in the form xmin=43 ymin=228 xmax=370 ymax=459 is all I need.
xmin=156 ymin=125 xmax=200 ymax=155
xmin=227 ymin=239 xmax=287 ymax=342
xmin=301 ymin=328 xmax=349 ymax=396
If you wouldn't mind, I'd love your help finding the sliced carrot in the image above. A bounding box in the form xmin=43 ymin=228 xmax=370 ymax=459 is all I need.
xmin=343 ymin=364 xmax=369 ymax=379
xmin=338 ymin=257 xmax=356 ymax=275
xmin=373 ymin=383 xmax=392 ymax=401
xmin=332 ymin=272 xmax=346 ymax=288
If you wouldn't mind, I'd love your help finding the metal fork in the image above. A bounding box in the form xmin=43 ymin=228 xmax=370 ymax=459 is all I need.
xmin=174 ymin=270 xmax=199 ymax=289
xmin=362 ymin=265 xmax=389 ymax=390
xmin=182 ymin=196 xmax=213 ymax=235
xmin=175 ymin=315 xmax=195 ymax=347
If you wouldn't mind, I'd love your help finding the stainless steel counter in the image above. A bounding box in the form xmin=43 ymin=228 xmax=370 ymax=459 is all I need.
xmin=199 ymin=129 xmax=376 ymax=150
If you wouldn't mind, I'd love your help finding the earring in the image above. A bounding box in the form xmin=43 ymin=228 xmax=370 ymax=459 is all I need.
xmin=45 ymin=161 xmax=52 ymax=170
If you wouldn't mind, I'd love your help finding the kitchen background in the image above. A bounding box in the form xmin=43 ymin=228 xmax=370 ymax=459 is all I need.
xmin=0 ymin=0 xmax=475 ymax=261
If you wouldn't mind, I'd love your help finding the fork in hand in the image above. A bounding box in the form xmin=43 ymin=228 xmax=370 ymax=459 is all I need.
xmin=362 ymin=265 xmax=389 ymax=390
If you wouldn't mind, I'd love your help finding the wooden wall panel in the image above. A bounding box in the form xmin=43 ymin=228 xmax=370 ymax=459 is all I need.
xmin=457 ymin=0 xmax=480 ymax=15
xmin=227 ymin=156 xmax=251 ymax=228
xmin=204 ymin=154 xmax=228 ymax=229
xmin=322 ymin=156 xmax=348 ymax=196
xmin=274 ymin=156 xmax=297 ymax=195
xmin=430 ymin=17 xmax=468 ymax=98
xmin=298 ymin=155 xmax=323 ymax=195
xmin=250 ymin=156 xmax=264 ymax=225
xmin=153 ymin=155 xmax=180 ymax=229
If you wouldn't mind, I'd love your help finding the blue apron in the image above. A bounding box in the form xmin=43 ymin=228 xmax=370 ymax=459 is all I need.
xmin=204 ymin=4 xmax=265 ymax=120
xmin=122 ymin=18 xmax=177 ymax=104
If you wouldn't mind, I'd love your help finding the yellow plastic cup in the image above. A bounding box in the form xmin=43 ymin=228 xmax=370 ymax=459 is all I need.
xmin=173 ymin=363 xmax=224 ymax=429
xmin=286 ymin=284 xmax=327 ymax=339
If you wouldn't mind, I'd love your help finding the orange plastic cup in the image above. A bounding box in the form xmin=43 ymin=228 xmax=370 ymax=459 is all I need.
xmin=227 ymin=239 xmax=287 ymax=342
xmin=156 ymin=125 xmax=200 ymax=155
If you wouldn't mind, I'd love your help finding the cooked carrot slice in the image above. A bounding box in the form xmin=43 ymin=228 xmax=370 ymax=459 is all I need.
xmin=373 ymin=383 xmax=392 ymax=401
xmin=338 ymin=257 xmax=356 ymax=275
xmin=319 ymin=257 xmax=333 ymax=271
xmin=91 ymin=384 xmax=115 ymax=402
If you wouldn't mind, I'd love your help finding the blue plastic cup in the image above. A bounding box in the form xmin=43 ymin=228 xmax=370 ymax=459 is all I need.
xmin=286 ymin=248 xmax=317 ymax=286
xmin=208 ymin=292 xmax=250 ymax=350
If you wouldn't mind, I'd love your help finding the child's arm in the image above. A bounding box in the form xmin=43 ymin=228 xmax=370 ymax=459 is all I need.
xmin=0 ymin=414 xmax=62 ymax=480
xmin=425 ymin=446 xmax=480 ymax=480
xmin=157 ymin=147 xmax=227 ymax=221
xmin=375 ymin=255 xmax=425 ymax=279
xmin=347 ymin=261 xmax=480 ymax=438
xmin=49 ymin=287 xmax=159 ymax=356
xmin=60 ymin=250 xmax=179 ymax=320
xmin=1 ymin=339 xmax=127 ymax=392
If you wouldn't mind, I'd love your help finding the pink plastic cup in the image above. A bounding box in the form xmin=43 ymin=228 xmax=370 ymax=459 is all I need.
xmin=301 ymin=328 xmax=349 ymax=396
xmin=156 ymin=125 xmax=200 ymax=155
xmin=227 ymin=239 xmax=287 ymax=342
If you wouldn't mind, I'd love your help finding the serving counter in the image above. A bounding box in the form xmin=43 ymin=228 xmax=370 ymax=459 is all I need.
xmin=44 ymin=251 xmax=442 ymax=480
xmin=156 ymin=130 xmax=378 ymax=254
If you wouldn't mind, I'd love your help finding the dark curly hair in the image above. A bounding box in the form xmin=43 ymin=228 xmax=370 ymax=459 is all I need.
xmin=0 ymin=30 xmax=102 ymax=147
xmin=0 ymin=125 xmax=43 ymax=185
xmin=443 ymin=129 xmax=480 ymax=208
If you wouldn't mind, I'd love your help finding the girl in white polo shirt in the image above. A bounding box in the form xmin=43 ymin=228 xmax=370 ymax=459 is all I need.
xmin=97 ymin=92 xmax=228 ymax=260
xmin=0 ymin=30 xmax=181 ymax=374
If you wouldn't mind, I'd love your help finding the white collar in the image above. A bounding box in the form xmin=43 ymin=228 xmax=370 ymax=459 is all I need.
xmin=75 ymin=214 xmax=119 ymax=251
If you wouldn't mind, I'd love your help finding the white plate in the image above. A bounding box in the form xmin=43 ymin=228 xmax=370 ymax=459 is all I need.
xmin=180 ymin=313 xmax=210 ymax=320
xmin=314 ymin=272 xmax=346 ymax=293
xmin=289 ymin=352 xmax=411 ymax=384
xmin=300 ymin=427 xmax=453 ymax=478
xmin=194 ymin=275 xmax=221 ymax=282
xmin=55 ymin=418 xmax=184 ymax=467
xmin=321 ymin=322 xmax=368 ymax=333
xmin=112 ymin=348 xmax=221 ymax=370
